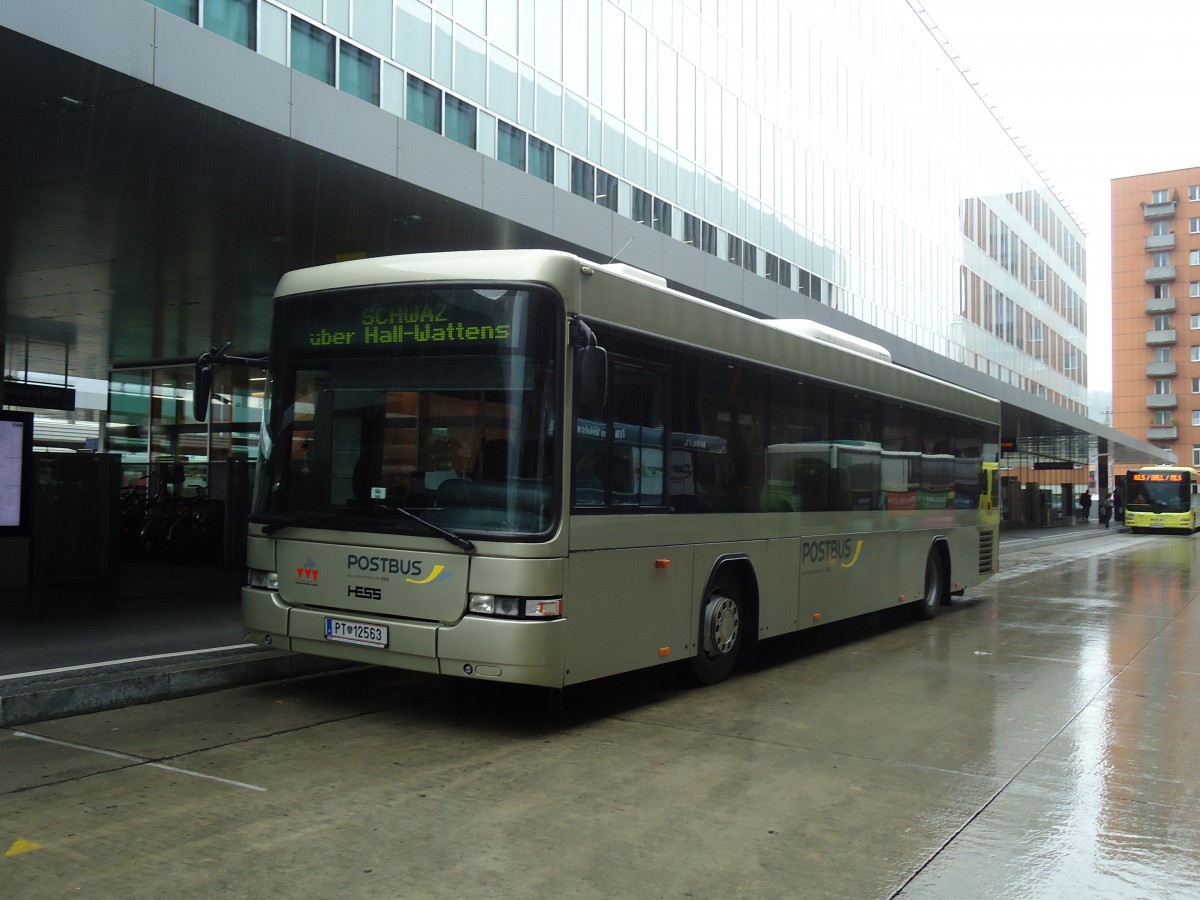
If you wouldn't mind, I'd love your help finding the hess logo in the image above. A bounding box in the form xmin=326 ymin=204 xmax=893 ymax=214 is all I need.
xmin=347 ymin=585 xmax=382 ymax=601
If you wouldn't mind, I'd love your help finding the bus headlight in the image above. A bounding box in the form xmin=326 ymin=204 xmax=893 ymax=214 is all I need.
xmin=247 ymin=568 xmax=279 ymax=590
xmin=469 ymin=594 xmax=563 ymax=619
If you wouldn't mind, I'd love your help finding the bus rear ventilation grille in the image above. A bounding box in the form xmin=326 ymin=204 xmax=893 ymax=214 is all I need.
xmin=978 ymin=530 xmax=995 ymax=575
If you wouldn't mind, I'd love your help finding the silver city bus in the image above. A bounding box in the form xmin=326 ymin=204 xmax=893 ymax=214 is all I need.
xmin=197 ymin=249 xmax=1000 ymax=688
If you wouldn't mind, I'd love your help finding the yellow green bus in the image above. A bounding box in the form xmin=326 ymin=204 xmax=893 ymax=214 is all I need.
xmin=1124 ymin=466 xmax=1200 ymax=533
xmin=201 ymin=249 xmax=1000 ymax=688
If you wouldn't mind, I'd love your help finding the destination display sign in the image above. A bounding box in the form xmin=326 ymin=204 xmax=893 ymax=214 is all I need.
xmin=286 ymin=289 xmax=523 ymax=351
xmin=1131 ymin=472 xmax=1183 ymax=483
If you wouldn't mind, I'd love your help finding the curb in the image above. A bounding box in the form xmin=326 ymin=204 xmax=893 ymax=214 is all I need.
xmin=0 ymin=647 xmax=354 ymax=727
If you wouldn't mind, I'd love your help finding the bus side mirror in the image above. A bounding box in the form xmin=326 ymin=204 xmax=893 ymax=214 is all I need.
xmin=193 ymin=340 xmax=232 ymax=422
xmin=570 ymin=317 xmax=607 ymax=415
xmin=193 ymin=356 xmax=214 ymax=423
xmin=575 ymin=344 xmax=608 ymax=415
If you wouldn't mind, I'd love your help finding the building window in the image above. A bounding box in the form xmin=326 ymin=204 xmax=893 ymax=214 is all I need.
xmin=148 ymin=0 xmax=197 ymax=23
xmin=1191 ymin=218 xmax=1200 ymax=234
xmin=1192 ymin=315 xmax=1200 ymax=330
xmin=1153 ymin=189 xmax=1170 ymax=203
xmin=570 ymin=158 xmax=595 ymax=201
xmin=700 ymin=222 xmax=718 ymax=256
xmin=683 ymin=214 xmax=701 ymax=248
xmin=1192 ymin=282 xmax=1200 ymax=298
xmin=1154 ymin=315 xmax=1172 ymax=331
xmin=1192 ymin=250 xmax=1200 ymax=266
xmin=498 ymin=122 xmax=526 ymax=171
xmin=1156 ymin=347 xmax=1173 ymax=362
xmin=1153 ymin=220 xmax=1170 ymax=236
xmin=632 ymin=189 xmax=652 ymax=227
xmin=339 ymin=42 xmax=380 ymax=105
xmin=652 ymin=198 xmax=673 ymax=236
xmin=1193 ymin=377 xmax=1200 ymax=394
xmin=1153 ymin=252 xmax=1171 ymax=267
xmin=766 ymin=255 xmax=792 ymax=287
xmin=1193 ymin=411 xmax=1200 ymax=427
xmin=727 ymin=235 xmax=744 ymax=265
xmin=292 ymin=19 xmax=335 ymax=86
xmin=406 ymin=75 xmax=442 ymax=132
xmin=1155 ymin=379 xmax=1173 ymax=395
xmin=1191 ymin=185 xmax=1200 ymax=202
xmin=528 ymin=136 xmax=554 ymax=184
xmin=1154 ymin=410 xmax=1172 ymax=425
xmin=444 ymin=96 xmax=476 ymax=148
xmin=204 ymin=0 xmax=254 ymax=48
xmin=595 ymin=171 xmax=618 ymax=211
xmin=1155 ymin=283 xmax=1172 ymax=299
xmin=1193 ymin=346 xmax=1200 ymax=362
xmin=1193 ymin=447 xmax=1200 ymax=466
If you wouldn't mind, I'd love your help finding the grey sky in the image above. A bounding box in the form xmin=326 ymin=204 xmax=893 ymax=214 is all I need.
xmin=915 ymin=0 xmax=1200 ymax=393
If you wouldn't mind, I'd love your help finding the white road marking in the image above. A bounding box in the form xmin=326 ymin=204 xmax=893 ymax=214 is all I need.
xmin=11 ymin=731 xmax=267 ymax=792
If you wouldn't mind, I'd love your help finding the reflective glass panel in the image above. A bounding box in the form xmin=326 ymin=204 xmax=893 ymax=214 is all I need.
xmin=291 ymin=20 xmax=335 ymax=86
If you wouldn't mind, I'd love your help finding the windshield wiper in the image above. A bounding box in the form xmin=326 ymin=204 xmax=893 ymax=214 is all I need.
xmin=346 ymin=504 xmax=477 ymax=555
xmin=250 ymin=506 xmax=475 ymax=554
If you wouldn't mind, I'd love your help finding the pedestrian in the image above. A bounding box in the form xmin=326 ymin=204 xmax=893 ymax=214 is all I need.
xmin=1079 ymin=490 xmax=1092 ymax=521
xmin=1099 ymin=491 xmax=1112 ymax=528
xmin=1112 ymin=489 xmax=1122 ymax=523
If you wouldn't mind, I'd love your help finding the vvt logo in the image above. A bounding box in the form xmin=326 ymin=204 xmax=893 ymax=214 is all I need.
xmin=296 ymin=557 xmax=320 ymax=584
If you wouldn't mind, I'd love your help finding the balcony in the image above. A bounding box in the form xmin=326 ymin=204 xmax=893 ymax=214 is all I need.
xmin=1146 ymin=361 xmax=1177 ymax=377
xmin=1145 ymin=296 xmax=1176 ymax=314
xmin=1146 ymin=232 xmax=1177 ymax=250
xmin=1143 ymin=200 xmax=1178 ymax=219
xmin=1147 ymin=393 xmax=1178 ymax=409
xmin=1147 ymin=425 xmax=1178 ymax=441
xmin=1145 ymin=265 xmax=1177 ymax=282
xmin=1146 ymin=328 xmax=1177 ymax=345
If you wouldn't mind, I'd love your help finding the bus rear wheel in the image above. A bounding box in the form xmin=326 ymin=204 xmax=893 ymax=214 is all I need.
xmin=691 ymin=574 xmax=743 ymax=685
xmin=912 ymin=547 xmax=946 ymax=621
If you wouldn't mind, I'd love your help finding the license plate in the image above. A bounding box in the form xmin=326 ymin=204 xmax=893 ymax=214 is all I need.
xmin=325 ymin=617 xmax=388 ymax=648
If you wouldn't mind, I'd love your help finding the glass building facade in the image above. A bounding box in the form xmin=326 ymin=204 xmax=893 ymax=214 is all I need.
xmin=147 ymin=0 xmax=1090 ymax=417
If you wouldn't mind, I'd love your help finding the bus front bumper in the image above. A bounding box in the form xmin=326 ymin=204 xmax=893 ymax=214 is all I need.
xmin=242 ymin=588 xmax=567 ymax=688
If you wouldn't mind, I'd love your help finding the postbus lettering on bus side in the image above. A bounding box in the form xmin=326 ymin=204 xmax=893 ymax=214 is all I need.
xmin=802 ymin=538 xmax=858 ymax=565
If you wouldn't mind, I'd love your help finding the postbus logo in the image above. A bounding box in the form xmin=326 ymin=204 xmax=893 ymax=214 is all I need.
xmin=800 ymin=538 xmax=865 ymax=573
xmin=346 ymin=554 xmax=452 ymax=585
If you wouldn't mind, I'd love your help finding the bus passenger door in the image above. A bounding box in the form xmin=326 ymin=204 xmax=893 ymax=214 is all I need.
xmin=566 ymin=359 xmax=692 ymax=683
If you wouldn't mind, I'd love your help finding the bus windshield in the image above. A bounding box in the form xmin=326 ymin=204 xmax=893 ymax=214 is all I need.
xmin=1126 ymin=471 xmax=1192 ymax=512
xmin=252 ymin=284 xmax=561 ymax=539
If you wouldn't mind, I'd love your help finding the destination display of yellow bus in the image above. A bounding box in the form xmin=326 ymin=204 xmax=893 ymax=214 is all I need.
xmin=199 ymin=250 xmax=1000 ymax=688
xmin=1124 ymin=466 xmax=1200 ymax=533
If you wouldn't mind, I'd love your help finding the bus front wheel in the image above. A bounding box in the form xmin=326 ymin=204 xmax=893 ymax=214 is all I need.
xmin=691 ymin=574 xmax=743 ymax=685
xmin=912 ymin=546 xmax=947 ymax=621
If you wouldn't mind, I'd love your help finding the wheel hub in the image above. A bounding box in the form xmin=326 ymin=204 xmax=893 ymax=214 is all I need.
xmin=704 ymin=594 xmax=739 ymax=656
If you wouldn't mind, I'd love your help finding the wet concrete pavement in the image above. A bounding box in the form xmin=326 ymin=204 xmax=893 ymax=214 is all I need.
xmin=3 ymin=528 xmax=1199 ymax=897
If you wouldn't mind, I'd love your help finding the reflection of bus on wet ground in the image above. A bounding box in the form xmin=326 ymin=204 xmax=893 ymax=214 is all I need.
xmin=211 ymin=249 xmax=1001 ymax=691
xmin=1124 ymin=465 xmax=1200 ymax=533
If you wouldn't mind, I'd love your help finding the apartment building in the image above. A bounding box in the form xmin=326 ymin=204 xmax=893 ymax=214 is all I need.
xmin=1112 ymin=168 xmax=1200 ymax=470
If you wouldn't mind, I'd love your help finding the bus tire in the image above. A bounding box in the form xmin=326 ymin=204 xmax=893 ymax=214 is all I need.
xmin=690 ymin=573 xmax=743 ymax=685
xmin=913 ymin=545 xmax=947 ymax=621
